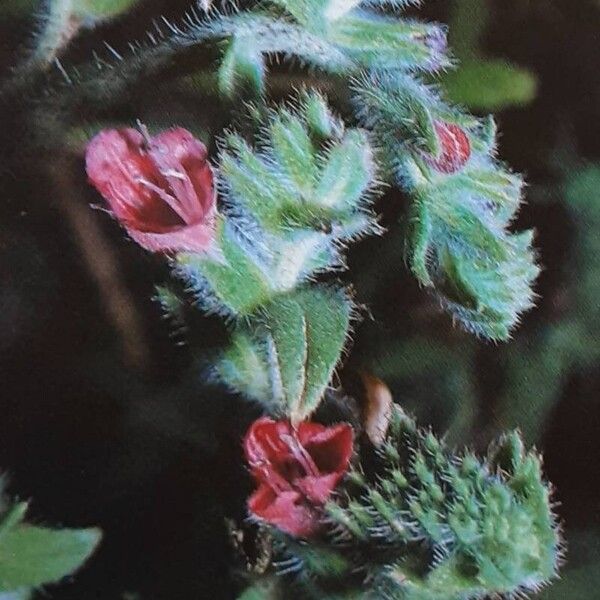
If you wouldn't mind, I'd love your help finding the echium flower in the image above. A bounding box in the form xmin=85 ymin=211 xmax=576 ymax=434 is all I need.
xmin=244 ymin=418 xmax=353 ymax=538
xmin=86 ymin=126 xmax=217 ymax=253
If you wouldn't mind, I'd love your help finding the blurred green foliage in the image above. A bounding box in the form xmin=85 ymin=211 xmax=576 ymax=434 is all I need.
xmin=442 ymin=0 xmax=537 ymax=110
xmin=442 ymin=59 xmax=537 ymax=112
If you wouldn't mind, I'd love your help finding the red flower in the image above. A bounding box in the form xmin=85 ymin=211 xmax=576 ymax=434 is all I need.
xmin=86 ymin=126 xmax=216 ymax=253
xmin=244 ymin=418 xmax=353 ymax=538
xmin=424 ymin=120 xmax=471 ymax=174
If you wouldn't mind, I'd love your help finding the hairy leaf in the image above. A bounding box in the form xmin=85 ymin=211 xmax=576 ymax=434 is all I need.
xmin=218 ymin=287 xmax=352 ymax=421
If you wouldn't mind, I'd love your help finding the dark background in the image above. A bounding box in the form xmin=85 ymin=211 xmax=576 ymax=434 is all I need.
xmin=0 ymin=0 xmax=599 ymax=598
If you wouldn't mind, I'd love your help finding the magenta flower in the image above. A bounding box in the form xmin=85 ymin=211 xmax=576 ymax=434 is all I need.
xmin=244 ymin=417 xmax=353 ymax=538
xmin=86 ymin=126 xmax=216 ymax=253
xmin=424 ymin=120 xmax=471 ymax=174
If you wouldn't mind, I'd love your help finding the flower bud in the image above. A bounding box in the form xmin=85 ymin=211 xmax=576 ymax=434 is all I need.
xmin=424 ymin=121 xmax=471 ymax=174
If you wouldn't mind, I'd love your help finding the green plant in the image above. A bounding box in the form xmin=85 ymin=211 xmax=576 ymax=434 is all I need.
xmin=0 ymin=0 xmax=563 ymax=597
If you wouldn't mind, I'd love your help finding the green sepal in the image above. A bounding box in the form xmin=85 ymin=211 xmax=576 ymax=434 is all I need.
xmin=301 ymin=91 xmax=344 ymax=141
xmin=315 ymin=129 xmax=375 ymax=210
xmin=403 ymin=175 xmax=538 ymax=340
xmin=267 ymin=0 xmax=328 ymax=29
xmin=221 ymin=103 xmax=375 ymax=236
xmin=405 ymin=198 xmax=434 ymax=287
xmin=268 ymin=110 xmax=319 ymax=198
xmin=322 ymin=406 xmax=561 ymax=599
xmin=352 ymin=73 xmax=440 ymax=157
xmin=220 ymin=134 xmax=293 ymax=231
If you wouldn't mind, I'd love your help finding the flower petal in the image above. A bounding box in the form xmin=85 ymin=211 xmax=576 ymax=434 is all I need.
xmin=86 ymin=128 xmax=185 ymax=231
xmin=425 ymin=121 xmax=471 ymax=174
xmin=244 ymin=418 xmax=295 ymax=468
xmin=149 ymin=128 xmax=216 ymax=222
xmin=86 ymin=126 xmax=217 ymax=254
xmin=126 ymin=219 xmax=216 ymax=254
xmin=243 ymin=418 xmax=354 ymax=538
xmin=248 ymin=486 xmax=321 ymax=538
xmin=295 ymin=472 xmax=343 ymax=505
xmin=301 ymin=423 xmax=354 ymax=474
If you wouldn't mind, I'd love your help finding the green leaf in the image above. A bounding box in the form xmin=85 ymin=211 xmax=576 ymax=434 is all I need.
xmin=263 ymin=286 xmax=353 ymax=422
xmin=0 ymin=505 xmax=28 ymax=542
xmin=220 ymin=13 xmax=353 ymax=74
xmin=0 ymin=525 xmax=101 ymax=591
xmin=0 ymin=589 xmax=32 ymax=600
xmin=217 ymin=287 xmax=352 ymax=421
xmin=442 ymin=59 xmax=538 ymax=111
xmin=217 ymin=330 xmax=271 ymax=403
